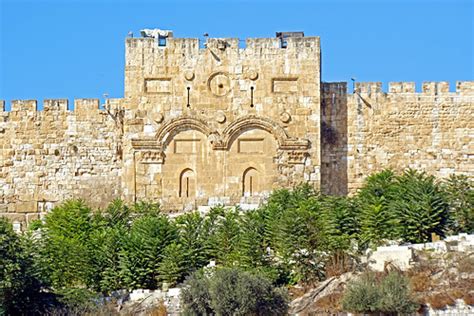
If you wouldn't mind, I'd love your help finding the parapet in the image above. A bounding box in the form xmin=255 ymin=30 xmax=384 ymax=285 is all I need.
xmin=11 ymin=100 xmax=37 ymax=111
xmin=351 ymin=81 xmax=474 ymax=95
xmin=74 ymin=99 xmax=100 ymax=114
xmin=456 ymin=81 xmax=474 ymax=94
xmin=422 ymin=81 xmax=449 ymax=94
xmin=125 ymin=35 xmax=320 ymax=58
xmin=355 ymin=82 xmax=382 ymax=94
xmin=322 ymin=82 xmax=347 ymax=95
xmin=3 ymin=98 xmax=102 ymax=114
xmin=44 ymin=99 xmax=68 ymax=111
xmin=388 ymin=82 xmax=415 ymax=93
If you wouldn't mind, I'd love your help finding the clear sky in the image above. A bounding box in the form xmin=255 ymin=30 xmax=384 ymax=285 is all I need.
xmin=0 ymin=0 xmax=473 ymax=109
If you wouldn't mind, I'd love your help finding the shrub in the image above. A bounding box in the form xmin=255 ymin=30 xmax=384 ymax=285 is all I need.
xmin=392 ymin=170 xmax=450 ymax=243
xmin=39 ymin=200 xmax=96 ymax=289
xmin=0 ymin=218 xmax=44 ymax=315
xmin=342 ymin=271 xmax=418 ymax=314
xmin=120 ymin=212 xmax=178 ymax=289
xmin=181 ymin=268 xmax=288 ymax=316
xmin=181 ymin=270 xmax=213 ymax=316
xmin=442 ymin=174 xmax=474 ymax=234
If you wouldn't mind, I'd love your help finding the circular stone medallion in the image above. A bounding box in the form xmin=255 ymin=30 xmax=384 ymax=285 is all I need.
xmin=208 ymin=72 xmax=231 ymax=97
xmin=184 ymin=71 xmax=195 ymax=81
xmin=280 ymin=111 xmax=291 ymax=123
xmin=215 ymin=111 xmax=226 ymax=123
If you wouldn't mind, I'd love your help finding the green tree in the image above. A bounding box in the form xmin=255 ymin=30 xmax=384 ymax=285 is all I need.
xmin=393 ymin=169 xmax=450 ymax=243
xmin=0 ymin=218 xmax=44 ymax=315
xmin=175 ymin=212 xmax=212 ymax=271
xmin=158 ymin=243 xmax=187 ymax=286
xmin=120 ymin=212 xmax=178 ymax=289
xmin=357 ymin=170 xmax=400 ymax=247
xmin=443 ymin=174 xmax=474 ymax=233
xmin=40 ymin=200 xmax=95 ymax=289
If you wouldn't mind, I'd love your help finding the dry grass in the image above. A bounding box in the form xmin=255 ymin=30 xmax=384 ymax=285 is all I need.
xmin=447 ymin=288 xmax=464 ymax=300
xmin=463 ymin=292 xmax=474 ymax=305
xmin=325 ymin=251 xmax=354 ymax=278
xmin=314 ymin=292 xmax=343 ymax=312
xmin=409 ymin=272 xmax=432 ymax=292
xmin=424 ymin=293 xmax=456 ymax=309
xmin=457 ymin=254 xmax=474 ymax=274
xmin=147 ymin=300 xmax=167 ymax=316
xmin=288 ymin=286 xmax=307 ymax=299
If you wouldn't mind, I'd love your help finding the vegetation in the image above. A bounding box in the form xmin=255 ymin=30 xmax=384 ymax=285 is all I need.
xmin=181 ymin=267 xmax=288 ymax=316
xmin=0 ymin=168 xmax=472 ymax=314
xmin=341 ymin=271 xmax=418 ymax=314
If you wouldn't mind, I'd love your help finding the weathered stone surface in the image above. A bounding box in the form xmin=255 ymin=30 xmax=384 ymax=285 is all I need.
xmin=0 ymin=33 xmax=473 ymax=225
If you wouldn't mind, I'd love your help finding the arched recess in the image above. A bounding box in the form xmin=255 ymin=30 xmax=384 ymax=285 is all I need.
xmin=179 ymin=168 xmax=195 ymax=198
xmin=242 ymin=167 xmax=259 ymax=197
xmin=155 ymin=117 xmax=217 ymax=150
xmin=220 ymin=115 xmax=308 ymax=150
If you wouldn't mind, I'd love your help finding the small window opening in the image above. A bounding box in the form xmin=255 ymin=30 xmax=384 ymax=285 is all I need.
xmin=158 ymin=36 xmax=167 ymax=47
xmin=243 ymin=167 xmax=258 ymax=197
xmin=250 ymin=86 xmax=254 ymax=107
xmin=179 ymin=169 xmax=195 ymax=198
xmin=187 ymin=87 xmax=191 ymax=107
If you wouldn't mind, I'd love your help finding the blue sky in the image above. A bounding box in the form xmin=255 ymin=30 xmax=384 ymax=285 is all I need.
xmin=0 ymin=0 xmax=473 ymax=109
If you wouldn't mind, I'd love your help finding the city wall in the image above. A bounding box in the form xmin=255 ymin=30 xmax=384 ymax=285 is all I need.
xmin=0 ymin=99 xmax=123 ymax=227
xmin=120 ymin=36 xmax=322 ymax=211
xmin=321 ymin=81 xmax=474 ymax=194
xmin=1 ymin=33 xmax=473 ymax=226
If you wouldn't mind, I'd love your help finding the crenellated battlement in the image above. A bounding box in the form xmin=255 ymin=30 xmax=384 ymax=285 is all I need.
xmin=126 ymin=36 xmax=319 ymax=54
xmin=0 ymin=98 xmax=115 ymax=114
xmin=352 ymin=81 xmax=474 ymax=96
xmin=2 ymin=31 xmax=473 ymax=228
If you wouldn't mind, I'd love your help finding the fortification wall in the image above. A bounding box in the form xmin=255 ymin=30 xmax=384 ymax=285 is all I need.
xmin=0 ymin=99 xmax=123 ymax=228
xmin=346 ymin=81 xmax=474 ymax=192
xmin=121 ymin=36 xmax=322 ymax=211
xmin=320 ymin=82 xmax=348 ymax=195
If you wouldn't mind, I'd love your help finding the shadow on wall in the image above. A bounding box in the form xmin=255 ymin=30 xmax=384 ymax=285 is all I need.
xmin=321 ymin=82 xmax=348 ymax=195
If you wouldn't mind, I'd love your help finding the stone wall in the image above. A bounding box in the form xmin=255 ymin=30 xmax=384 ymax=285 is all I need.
xmin=1 ymin=32 xmax=473 ymax=224
xmin=0 ymin=99 xmax=123 ymax=228
xmin=344 ymin=81 xmax=473 ymax=192
xmin=320 ymin=82 xmax=348 ymax=195
xmin=121 ymin=36 xmax=322 ymax=211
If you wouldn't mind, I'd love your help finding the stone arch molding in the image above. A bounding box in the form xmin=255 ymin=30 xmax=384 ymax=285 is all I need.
xmin=154 ymin=116 xmax=215 ymax=150
xmin=131 ymin=115 xmax=310 ymax=163
xmin=217 ymin=115 xmax=310 ymax=150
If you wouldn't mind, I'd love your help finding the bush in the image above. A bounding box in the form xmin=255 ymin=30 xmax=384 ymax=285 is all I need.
xmin=342 ymin=271 xmax=418 ymax=314
xmin=120 ymin=212 xmax=178 ymax=289
xmin=442 ymin=174 xmax=474 ymax=234
xmin=181 ymin=268 xmax=288 ymax=316
xmin=0 ymin=218 xmax=44 ymax=315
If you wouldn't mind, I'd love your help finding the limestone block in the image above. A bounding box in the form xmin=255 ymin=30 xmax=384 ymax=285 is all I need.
xmin=369 ymin=245 xmax=413 ymax=271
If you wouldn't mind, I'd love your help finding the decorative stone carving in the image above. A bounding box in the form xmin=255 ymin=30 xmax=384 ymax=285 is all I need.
xmin=155 ymin=113 xmax=164 ymax=123
xmin=216 ymin=115 xmax=310 ymax=150
xmin=184 ymin=71 xmax=195 ymax=81
xmin=208 ymin=72 xmax=231 ymax=97
xmin=246 ymin=70 xmax=258 ymax=81
xmin=140 ymin=150 xmax=165 ymax=164
xmin=280 ymin=111 xmax=291 ymax=123
xmin=287 ymin=151 xmax=309 ymax=165
xmin=216 ymin=111 xmax=226 ymax=123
